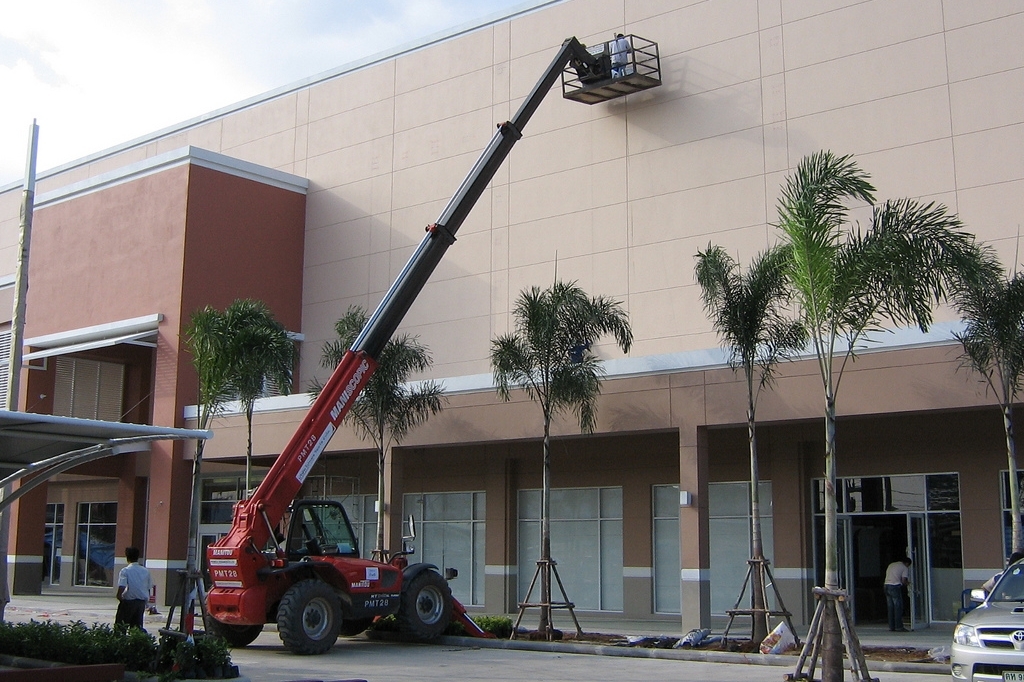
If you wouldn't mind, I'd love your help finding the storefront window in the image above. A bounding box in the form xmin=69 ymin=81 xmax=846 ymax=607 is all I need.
xmin=652 ymin=485 xmax=680 ymax=614
xmin=405 ymin=492 xmax=485 ymax=606
xmin=518 ymin=487 xmax=623 ymax=611
xmin=709 ymin=481 xmax=773 ymax=615
xmin=74 ymin=502 xmax=117 ymax=587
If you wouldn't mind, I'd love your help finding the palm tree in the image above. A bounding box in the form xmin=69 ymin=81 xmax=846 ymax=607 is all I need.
xmin=490 ymin=280 xmax=632 ymax=639
xmin=694 ymin=243 xmax=805 ymax=643
xmin=183 ymin=305 xmax=239 ymax=620
xmin=954 ymin=266 xmax=1024 ymax=554
xmin=777 ymin=150 xmax=988 ymax=681
xmin=313 ymin=305 xmax=445 ymax=558
xmin=223 ymin=299 xmax=296 ymax=494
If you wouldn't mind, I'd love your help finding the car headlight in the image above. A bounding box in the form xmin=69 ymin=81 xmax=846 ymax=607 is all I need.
xmin=954 ymin=623 xmax=980 ymax=647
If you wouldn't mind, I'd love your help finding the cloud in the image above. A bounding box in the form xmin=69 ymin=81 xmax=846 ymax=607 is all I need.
xmin=0 ymin=0 xmax=526 ymax=186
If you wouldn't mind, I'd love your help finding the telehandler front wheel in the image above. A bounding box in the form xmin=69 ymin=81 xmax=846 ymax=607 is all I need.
xmin=397 ymin=570 xmax=452 ymax=641
xmin=205 ymin=618 xmax=264 ymax=648
xmin=277 ymin=579 xmax=342 ymax=654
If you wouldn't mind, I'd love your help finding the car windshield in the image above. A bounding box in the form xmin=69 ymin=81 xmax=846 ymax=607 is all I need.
xmin=991 ymin=565 xmax=1024 ymax=601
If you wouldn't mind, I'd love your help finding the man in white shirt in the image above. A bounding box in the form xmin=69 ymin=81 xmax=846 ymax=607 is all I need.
xmin=883 ymin=557 xmax=912 ymax=632
xmin=611 ymin=34 xmax=632 ymax=78
xmin=115 ymin=546 xmax=152 ymax=629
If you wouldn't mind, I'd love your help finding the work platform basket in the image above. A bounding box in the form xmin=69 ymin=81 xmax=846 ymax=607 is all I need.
xmin=562 ymin=35 xmax=661 ymax=104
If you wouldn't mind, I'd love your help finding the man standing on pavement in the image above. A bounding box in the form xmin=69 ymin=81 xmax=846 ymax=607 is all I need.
xmin=115 ymin=546 xmax=152 ymax=630
xmin=884 ymin=556 xmax=912 ymax=632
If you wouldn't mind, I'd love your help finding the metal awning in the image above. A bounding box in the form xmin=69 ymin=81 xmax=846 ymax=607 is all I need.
xmin=0 ymin=411 xmax=211 ymax=513
xmin=23 ymin=313 xmax=161 ymax=361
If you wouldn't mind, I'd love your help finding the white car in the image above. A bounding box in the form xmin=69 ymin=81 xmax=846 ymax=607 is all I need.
xmin=952 ymin=562 xmax=1024 ymax=681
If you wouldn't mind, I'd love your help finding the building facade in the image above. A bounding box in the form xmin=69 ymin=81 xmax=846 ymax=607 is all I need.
xmin=0 ymin=0 xmax=1021 ymax=631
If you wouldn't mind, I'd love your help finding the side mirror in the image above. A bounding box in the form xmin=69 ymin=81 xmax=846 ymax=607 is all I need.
xmin=970 ymin=588 xmax=987 ymax=603
xmin=403 ymin=515 xmax=416 ymax=555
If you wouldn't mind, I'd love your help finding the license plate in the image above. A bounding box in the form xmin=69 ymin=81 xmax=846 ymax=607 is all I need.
xmin=1003 ymin=672 xmax=1024 ymax=682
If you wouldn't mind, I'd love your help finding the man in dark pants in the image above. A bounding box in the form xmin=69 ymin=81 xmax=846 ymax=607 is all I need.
xmin=115 ymin=546 xmax=152 ymax=629
xmin=884 ymin=557 xmax=912 ymax=632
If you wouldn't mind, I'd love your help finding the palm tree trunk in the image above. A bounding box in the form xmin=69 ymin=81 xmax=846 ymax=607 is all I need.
xmin=376 ymin=448 xmax=386 ymax=557
xmin=822 ymin=391 xmax=843 ymax=682
xmin=1005 ymin=403 xmax=1023 ymax=554
xmin=245 ymin=409 xmax=254 ymax=494
xmin=539 ymin=415 xmax=552 ymax=637
xmin=747 ymin=379 xmax=769 ymax=643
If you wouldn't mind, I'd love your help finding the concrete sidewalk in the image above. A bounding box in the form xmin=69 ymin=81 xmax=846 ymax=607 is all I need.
xmin=2 ymin=591 xmax=954 ymax=650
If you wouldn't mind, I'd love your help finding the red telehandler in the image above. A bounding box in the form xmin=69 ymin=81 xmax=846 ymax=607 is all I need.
xmin=204 ymin=35 xmax=659 ymax=655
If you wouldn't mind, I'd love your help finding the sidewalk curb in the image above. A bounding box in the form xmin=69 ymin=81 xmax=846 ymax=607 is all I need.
xmin=433 ymin=634 xmax=950 ymax=675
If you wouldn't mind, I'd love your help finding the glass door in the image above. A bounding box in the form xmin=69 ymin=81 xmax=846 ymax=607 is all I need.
xmin=907 ymin=513 xmax=929 ymax=629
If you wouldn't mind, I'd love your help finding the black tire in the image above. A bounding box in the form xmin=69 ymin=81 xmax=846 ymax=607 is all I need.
xmin=277 ymin=579 xmax=343 ymax=655
xmin=205 ymin=618 xmax=264 ymax=648
xmin=340 ymin=617 xmax=373 ymax=637
xmin=397 ymin=570 xmax=453 ymax=641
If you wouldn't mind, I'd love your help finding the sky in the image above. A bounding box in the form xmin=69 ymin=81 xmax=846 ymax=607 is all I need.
xmin=0 ymin=0 xmax=538 ymax=187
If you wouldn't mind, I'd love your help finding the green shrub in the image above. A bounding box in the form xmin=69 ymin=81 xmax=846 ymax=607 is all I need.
xmin=472 ymin=615 xmax=514 ymax=638
xmin=0 ymin=620 xmax=233 ymax=679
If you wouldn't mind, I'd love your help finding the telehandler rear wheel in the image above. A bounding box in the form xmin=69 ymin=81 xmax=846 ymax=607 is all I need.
xmin=397 ymin=570 xmax=452 ymax=641
xmin=277 ymin=579 xmax=342 ymax=654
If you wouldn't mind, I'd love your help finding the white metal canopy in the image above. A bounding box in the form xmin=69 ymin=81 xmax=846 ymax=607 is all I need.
xmin=0 ymin=410 xmax=211 ymax=513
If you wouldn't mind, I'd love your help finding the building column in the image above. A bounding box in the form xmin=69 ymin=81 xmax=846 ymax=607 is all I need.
xmin=484 ymin=450 xmax=517 ymax=613
xmin=145 ymin=440 xmax=192 ymax=607
xmin=10 ymin=478 xmax=46 ymax=595
xmin=679 ymin=427 xmax=710 ymax=629
xmin=622 ymin=476 xmax=653 ymax=618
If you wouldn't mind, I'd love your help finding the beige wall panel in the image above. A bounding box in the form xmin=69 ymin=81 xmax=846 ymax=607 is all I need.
xmin=631 ymin=0 xmax=759 ymax=60
xmin=307 ymin=99 xmax=395 ymax=157
xmin=395 ymin=26 xmax=496 ymax=94
xmin=786 ymin=36 xmax=948 ymax=120
xmin=411 ymin=269 xmax=491 ymax=327
xmin=761 ymin=74 xmax=787 ymax=126
xmin=601 ymin=386 xmax=673 ymax=432
xmin=629 ymin=177 xmax=767 ymax=247
xmin=510 ymin=116 xmax=626 ymax=183
xmin=942 ymin=0 xmax=1024 ymax=29
xmin=628 ymin=130 xmax=764 ymax=200
xmin=636 ymin=34 xmax=760 ymax=106
xmin=758 ymin=0 xmax=783 ymax=29
xmin=781 ymin=0 xmax=865 ymax=23
xmin=155 ymin=121 xmax=224 ymax=156
xmin=79 ymin=146 xmax=156 ymax=181
xmin=788 ymin=87 xmax=952 ymax=160
xmin=759 ymin=28 xmax=785 ymax=81
xmin=628 ymin=77 xmax=764 ymax=156
xmin=307 ymin=137 xmax=394 ymax=190
xmin=404 ymin=314 xmax=492 ymax=377
xmin=592 ymin=248 xmax=629 ymax=299
xmin=508 ymin=158 xmax=627 ymax=224
xmin=950 ymin=68 xmax=1024 ymax=136
xmin=303 ymin=254 xmax=370 ymax=306
xmin=394 ymin=68 xmax=495 ymax=133
xmin=222 ymin=128 xmax=298 ymax=170
xmin=946 ymin=11 xmax=1024 ymax=82
xmin=306 ymin=61 xmax=396 ymax=122
xmin=857 ymin=139 xmax=956 ymax=200
xmin=304 ymin=217 xmax=374 ymax=269
xmin=392 ymin=149 xmax=485 ymax=210
xmin=306 ymin=181 xmax=374 ymax=228
xmin=626 ymin=0 xmax=704 ymax=23
xmin=220 ymin=93 xmax=298 ymax=150
xmin=507 ymin=206 xmax=625 ymax=268
xmin=393 ymin=108 xmax=493 ymax=172
xmin=508 ymin=0 xmax=623 ymax=59
xmin=954 ymin=124 xmax=1024 ymax=189
xmin=783 ymin=0 xmax=943 ymax=70
xmin=956 ymin=180 xmax=1024 ymax=245
xmin=629 ymin=284 xmax=705 ymax=340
